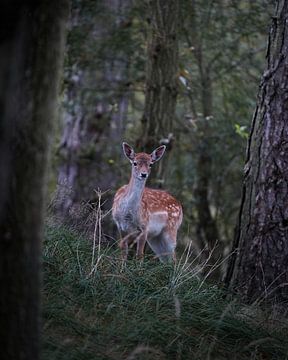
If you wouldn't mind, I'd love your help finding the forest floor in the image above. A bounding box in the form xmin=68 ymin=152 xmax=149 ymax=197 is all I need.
xmin=42 ymin=223 xmax=288 ymax=360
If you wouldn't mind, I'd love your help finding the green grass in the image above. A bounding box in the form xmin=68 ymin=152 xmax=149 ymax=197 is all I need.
xmin=42 ymin=224 xmax=288 ymax=360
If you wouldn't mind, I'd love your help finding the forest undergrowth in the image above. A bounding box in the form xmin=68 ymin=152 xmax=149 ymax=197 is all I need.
xmin=42 ymin=223 xmax=288 ymax=360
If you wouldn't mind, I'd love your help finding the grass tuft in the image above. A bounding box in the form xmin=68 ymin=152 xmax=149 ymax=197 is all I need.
xmin=42 ymin=224 xmax=288 ymax=360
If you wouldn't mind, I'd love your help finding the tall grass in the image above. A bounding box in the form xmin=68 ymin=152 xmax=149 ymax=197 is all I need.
xmin=42 ymin=224 xmax=288 ymax=360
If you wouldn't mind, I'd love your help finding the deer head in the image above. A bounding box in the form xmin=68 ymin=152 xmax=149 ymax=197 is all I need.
xmin=122 ymin=142 xmax=166 ymax=181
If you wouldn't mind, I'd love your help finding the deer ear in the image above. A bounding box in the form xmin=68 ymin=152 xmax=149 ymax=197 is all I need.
xmin=122 ymin=142 xmax=135 ymax=161
xmin=151 ymin=145 xmax=166 ymax=163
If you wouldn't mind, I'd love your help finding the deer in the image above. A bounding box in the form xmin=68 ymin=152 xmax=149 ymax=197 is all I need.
xmin=112 ymin=142 xmax=183 ymax=262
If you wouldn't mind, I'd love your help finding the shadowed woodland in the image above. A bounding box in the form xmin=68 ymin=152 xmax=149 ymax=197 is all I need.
xmin=1 ymin=0 xmax=288 ymax=359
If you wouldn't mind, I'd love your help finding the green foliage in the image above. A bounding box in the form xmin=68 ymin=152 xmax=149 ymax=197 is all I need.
xmin=43 ymin=224 xmax=288 ymax=359
xmin=172 ymin=0 xmax=274 ymax=243
xmin=235 ymin=123 xmax=249 ymax=140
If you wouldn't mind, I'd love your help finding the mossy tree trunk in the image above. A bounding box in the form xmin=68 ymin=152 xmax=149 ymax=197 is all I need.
xmin=226 ymin=0 xmax=288 ymax=303
xmin=137 ymin=0 xmax=179 ymax=185
xmin=0 ymin=1 xmax=68 ymax=359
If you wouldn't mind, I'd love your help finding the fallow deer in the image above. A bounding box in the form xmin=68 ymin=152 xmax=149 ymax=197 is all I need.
xmin=112 ymin=142 xmax=182 ymax=262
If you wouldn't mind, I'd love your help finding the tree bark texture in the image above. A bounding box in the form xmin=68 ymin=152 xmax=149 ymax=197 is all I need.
xmin=137 ymin=0 xmax=179 ymax=182
xmin=0 ymin=1 xmax=68 ymax=359
xmin=226 ymin=0 xmax=288 ymax=303
xmin=56 ymin=0 xmax=132 ymax=223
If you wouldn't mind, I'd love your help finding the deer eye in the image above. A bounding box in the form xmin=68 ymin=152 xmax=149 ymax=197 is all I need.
xmin=133 ymin=161 xmax=137 ymax=166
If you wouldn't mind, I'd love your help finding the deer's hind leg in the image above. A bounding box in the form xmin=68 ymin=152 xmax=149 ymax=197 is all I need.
xmin=147 ymin=230 xmax=177 ymax=263
xmin=135 ymin=231 xmax=147 ymax=260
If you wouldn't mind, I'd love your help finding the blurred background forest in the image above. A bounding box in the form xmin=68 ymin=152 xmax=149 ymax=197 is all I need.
xmin=4 ymin=2 xmax=288 ymax=359
xmin=50 ymin=0 xmax=274 ymax=271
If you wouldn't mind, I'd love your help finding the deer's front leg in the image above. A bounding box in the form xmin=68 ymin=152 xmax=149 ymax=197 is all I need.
xmin=136 ymin=232 xmax=147 ymax=260
xmin=119 ymin=230 xmax=138 ymax=260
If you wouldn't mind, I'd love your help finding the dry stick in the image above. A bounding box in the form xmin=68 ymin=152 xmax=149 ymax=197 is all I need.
xmin=90 ymin=189 xmax=103 ymax=275
xmin=96 ymin=189 xmax=102 ymax=265
xmin=76 ymin=241 xmax=83 ymax=278
xmin=91 ymin=195 xmax=98 ymax=271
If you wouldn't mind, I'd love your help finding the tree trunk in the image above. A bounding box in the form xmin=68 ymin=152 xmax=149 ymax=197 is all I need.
xmin=194 ymin=80 xmax=223 ymax=280
xmin=0 ymin=1 xmax=68 ymax=359
xmin=137 ymin=0 xmax=179 ymax=185
xmin=184 ymin=4 xmax=223 ymax=280
xmin=56 ymin=0 xmax=132 ymax=228
xmin=226 ymin=0 xmax=288 ymax=304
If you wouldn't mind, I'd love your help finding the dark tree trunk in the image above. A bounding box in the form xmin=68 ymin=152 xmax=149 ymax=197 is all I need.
xmin=184 ymin=4 xmax=223 ymax=280
xmin=194 ymin=68 xmax=218 ymax=249
xmin=137 ymin=0 xmax=179 ymax=184
xmin=0 ymin=1 xmax=68 ymax=359
xmin=226 ymin=0 xmax=288 ymax=304
xmin=194 ymin=87 xmax=223 ymax=281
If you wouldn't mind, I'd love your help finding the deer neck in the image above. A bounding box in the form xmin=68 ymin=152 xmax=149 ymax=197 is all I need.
xmin=125 ymin=174 xmax=146 ymax=211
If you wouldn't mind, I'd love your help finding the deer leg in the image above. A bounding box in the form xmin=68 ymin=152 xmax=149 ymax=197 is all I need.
xmin=119 ymin=235 xmax=128 ymax=260
xmin=119 ymin=230 xmax=138 ymax=260
xmin=147 ymin=231 xmax=177 ymax=263
xmin=136 ymin=232 xmax=147 ymax=260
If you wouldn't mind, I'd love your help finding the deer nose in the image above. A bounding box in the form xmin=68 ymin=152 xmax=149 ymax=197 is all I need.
xmin=141 ymin=173 xmax=148 ymax=178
